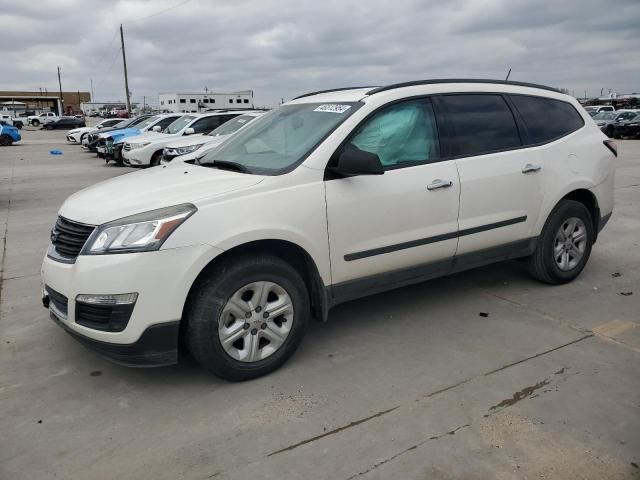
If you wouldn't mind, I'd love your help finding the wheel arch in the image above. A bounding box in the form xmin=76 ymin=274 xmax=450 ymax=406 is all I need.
xmin=181 ymin=239 xmax=329 ymax=337
xmin=561 ymin=188 xmax=600 ymax=239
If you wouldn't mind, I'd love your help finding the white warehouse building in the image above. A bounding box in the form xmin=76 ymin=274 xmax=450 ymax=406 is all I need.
xmin=159 ymin=90 xmax=254 ymax=113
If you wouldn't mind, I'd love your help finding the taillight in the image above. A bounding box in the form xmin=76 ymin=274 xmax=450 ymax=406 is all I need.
xmin=603 ymin=139 xmax=617 ymax=157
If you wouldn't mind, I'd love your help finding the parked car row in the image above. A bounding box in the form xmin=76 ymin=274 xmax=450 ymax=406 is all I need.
xmin=65 ymin=109 xmax=266 ymax=167
xmin=592 ymin=110 xmax=640 ymax=138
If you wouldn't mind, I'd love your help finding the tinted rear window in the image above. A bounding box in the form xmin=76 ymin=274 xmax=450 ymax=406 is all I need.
xmin=510 ymin=95 xmax=584 ymax=144
xmin=441 ymin=94 xmax=521 ymax=157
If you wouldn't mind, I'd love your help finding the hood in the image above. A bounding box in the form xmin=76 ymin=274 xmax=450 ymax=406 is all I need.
xmin=59 ymin=163 xmax=263 ymax=225
xmin=68 ymin=126 xmax=92 ymax=134
xmin=164 ymin=134 xmax=211 ymax=149
xmin=106 ymin=128 xmax=141 ymax=143
xmin=197 ymin=136 xmax=227 ymax=153
xmin=100 ymin=127 xmax=149 ymax=139
xmin=122 ymin=131 xmax=170 ymax=144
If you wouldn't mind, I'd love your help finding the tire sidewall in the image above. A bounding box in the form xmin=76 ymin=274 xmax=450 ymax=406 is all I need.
xmin=541 ymin=201 xmax=594 ymax=282
xmin=187 ymin=256 xmax=310 ymax=380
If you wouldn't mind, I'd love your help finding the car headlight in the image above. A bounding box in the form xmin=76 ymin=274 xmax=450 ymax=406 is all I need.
xmin=81 ymin=204 xmax=197 ymax=255
xmin=175 ymin=144 xmax=204 ymax=155
xmin=127 ymin=142 xmax=151 ymax=150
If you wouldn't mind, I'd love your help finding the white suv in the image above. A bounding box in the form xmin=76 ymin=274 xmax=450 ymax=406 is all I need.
xmin=161 ymin=111 xmax=265 ymax=164
xmin=121 ymin=112 xmax=243 ymax=167
xmin=41 ymin=80 xmax=615 ymax=380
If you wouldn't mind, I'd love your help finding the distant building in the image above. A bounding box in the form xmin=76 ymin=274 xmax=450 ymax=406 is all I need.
xmin=158 ymin=91 xmax=253 ymax=113
xmin=81 ymin=102 xmax=133 ymax=115
xmin=0 ymin=90 xmax=90 ymax=115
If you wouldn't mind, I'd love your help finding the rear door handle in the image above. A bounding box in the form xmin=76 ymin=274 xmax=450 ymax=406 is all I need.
xmin=522 ymin=164 xmax=542 ymax=174
xmin=427 ymin=179 xmax=453 ymax=190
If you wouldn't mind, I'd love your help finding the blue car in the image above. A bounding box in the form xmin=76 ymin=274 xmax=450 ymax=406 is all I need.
xmin=0 ymin=122 xmax=21 ymax=146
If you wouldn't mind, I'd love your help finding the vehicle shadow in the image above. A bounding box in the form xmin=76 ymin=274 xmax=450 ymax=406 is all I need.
xmin=101 ymin=258 xmax=533 ymax=388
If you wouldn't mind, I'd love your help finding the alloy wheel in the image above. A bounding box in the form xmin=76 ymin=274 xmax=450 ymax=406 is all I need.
xmin=218 ymin=281 xmax=294 ymax=362
xmin=553 ymin=217 xmax=587 ymax=271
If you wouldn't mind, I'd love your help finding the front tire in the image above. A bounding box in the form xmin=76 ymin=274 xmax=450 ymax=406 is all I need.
xmin=185 ymin=255 xmax=310 ymax=381
xmin=526 ymin=200 xmax=594 ymax=284
xmin=32 ymin=119 xmax=40 ymax=127
xmin=149 ymin=151 xmax=163 ymax=167
xmin=605 ymin=125 xmax=614 ymax=138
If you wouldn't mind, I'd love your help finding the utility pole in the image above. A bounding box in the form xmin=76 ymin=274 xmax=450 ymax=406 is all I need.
xmin=120 ymin=24 xmax=132 ymax=115
xmin=57 ymin=66 xmax=64 ymax=114
xmin=90 ymin=79 xmax=95 ymax=102
xmin=143 ymin=95 xmax=146 ymax=112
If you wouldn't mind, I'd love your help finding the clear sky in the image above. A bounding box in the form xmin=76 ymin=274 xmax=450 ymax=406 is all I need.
xmin=1 ymin=0 xmax=639 ymax=107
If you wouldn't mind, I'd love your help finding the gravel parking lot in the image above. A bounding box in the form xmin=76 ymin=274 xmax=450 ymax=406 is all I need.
xmin=1 ymin=128 xmax=639 ymax=479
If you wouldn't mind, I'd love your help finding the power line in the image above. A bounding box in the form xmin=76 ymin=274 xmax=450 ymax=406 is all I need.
xmin=124 ymin=0 xmax=193 ymax=25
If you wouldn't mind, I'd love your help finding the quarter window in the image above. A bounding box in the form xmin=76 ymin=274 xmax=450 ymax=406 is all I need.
xmin=441 ymin=94 xmax=521 ymax=157
xmin=510 ymin=95 xmax=584 ymax=144
xmin=349 ymin=99 xmax=440 ymax=168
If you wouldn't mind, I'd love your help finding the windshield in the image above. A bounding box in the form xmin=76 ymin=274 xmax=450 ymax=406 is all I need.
xmin=207 ymin=114 xmax=260 ymax=137
xmin=593 ymin=112 xmax=615 ymax=120
xmin=135 ymin=115 xmax=161 ymax=130
xmin=166 ymin=115 xmax=195 ymax=134
xmin=199 ymin=103 xmax=361 ymax=175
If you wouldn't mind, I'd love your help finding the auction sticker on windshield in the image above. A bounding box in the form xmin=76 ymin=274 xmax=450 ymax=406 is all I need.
xmin=314 ymin=104 xmax=351 ymax=114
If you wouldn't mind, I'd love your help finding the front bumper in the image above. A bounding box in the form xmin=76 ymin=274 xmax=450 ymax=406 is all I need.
xmin=122 ymin=146 xmax=153 ymax=166
xmin=41 ymin=243 xmax=221 ymax=365
xmin=46 ymin=303 xmax=179 ymax=367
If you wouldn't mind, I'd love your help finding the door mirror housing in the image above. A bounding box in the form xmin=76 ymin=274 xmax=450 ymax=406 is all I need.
xmin=96 ymin=124 xmax=103 ymax=129
xmin=330 ymin=145 xmax=384 ymax=177
xmin=152 ymin=125 xmax=162 ymax=132
xmin=184 ymin=127 xmax=195 ymax=135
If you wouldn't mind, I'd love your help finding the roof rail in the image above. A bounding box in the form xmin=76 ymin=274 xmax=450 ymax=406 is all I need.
xmin=292 ymin=86 xmax=378 ymax=100
xmin=367 ymin=79 xmax=560 ymax=95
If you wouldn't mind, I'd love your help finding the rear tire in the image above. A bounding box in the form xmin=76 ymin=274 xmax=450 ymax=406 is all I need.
xmin=185 ymin=254 xmax=310 ymax=381
xmin=0 ymin=134 xmax=13 ymax=146
xmin=526 ymin=200 xmax=594 ymax=285
xmin=32 ymin=119 xmax=40 ymax=127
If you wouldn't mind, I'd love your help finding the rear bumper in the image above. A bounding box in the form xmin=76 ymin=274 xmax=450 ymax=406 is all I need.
xmin=48 ymin=307 xmax=179 ymax=367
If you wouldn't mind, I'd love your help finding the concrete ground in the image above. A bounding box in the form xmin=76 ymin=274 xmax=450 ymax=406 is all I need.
xmin=1 ymin=127 xmax=639 ymax=480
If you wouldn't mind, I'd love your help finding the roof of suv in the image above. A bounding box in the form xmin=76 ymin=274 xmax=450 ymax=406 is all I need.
xmin=291 ymin=79 xmax=563 ymax=104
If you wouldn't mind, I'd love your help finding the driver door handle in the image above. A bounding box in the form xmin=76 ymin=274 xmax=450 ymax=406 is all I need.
xmin=427 ymin=179 xmax=453 ymax=190
xmin=522 ymin=164 xmax=542 ymax=174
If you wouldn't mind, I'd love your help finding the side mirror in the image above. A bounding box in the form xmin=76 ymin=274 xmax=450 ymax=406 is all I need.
xmin=152 ymin=125 xmax=161 ymax=132
xmin=184 ymin=127 xmax=195 ymax=135
xmin=330 ymin=145 xmax=384 ymax=177
xmin=96 ymin=124 xmax=103 ymax=129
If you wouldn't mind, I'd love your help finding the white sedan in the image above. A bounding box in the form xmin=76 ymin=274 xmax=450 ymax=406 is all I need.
xmin=66 ymin=118 xmax=123 ymax=144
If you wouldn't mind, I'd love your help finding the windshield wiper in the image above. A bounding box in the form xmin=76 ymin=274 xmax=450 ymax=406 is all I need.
xmin=203 ymin=159 xmax=252 ymax=174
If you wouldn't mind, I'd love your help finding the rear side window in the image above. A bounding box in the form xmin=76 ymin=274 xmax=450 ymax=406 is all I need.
xmin=440 ymin=94 xmax=521 ymax=157
xmin=510 ymin=95 xmax=584 ymax=144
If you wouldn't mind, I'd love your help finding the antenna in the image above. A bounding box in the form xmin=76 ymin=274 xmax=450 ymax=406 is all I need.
xmin=505 ymin=68 xmax=512 ymax=81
